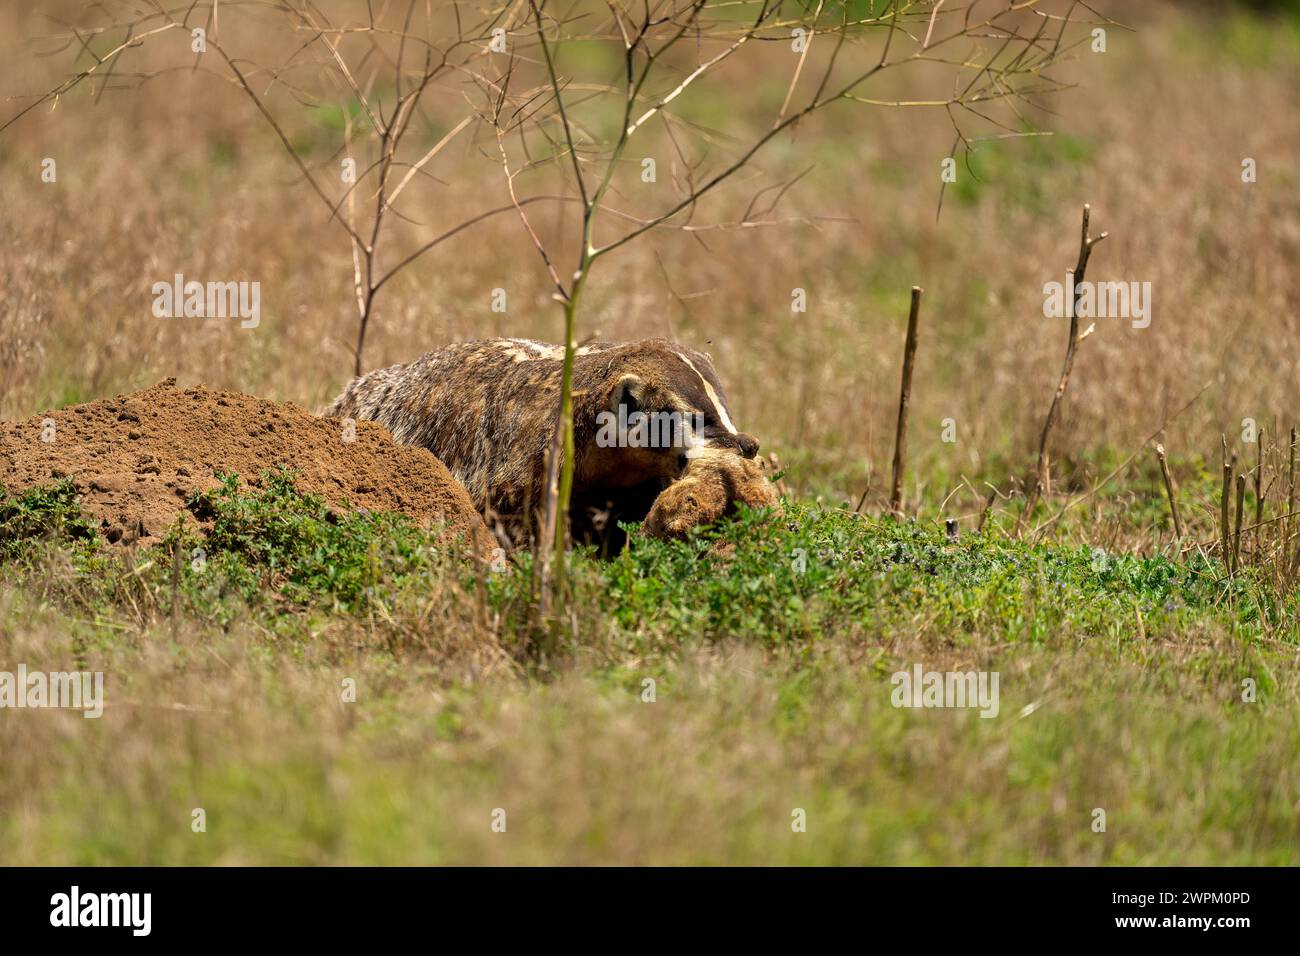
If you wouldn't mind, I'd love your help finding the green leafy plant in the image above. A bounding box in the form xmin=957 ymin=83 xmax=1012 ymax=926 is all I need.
xmin=0 ymin=480 xmax=99 ymax=562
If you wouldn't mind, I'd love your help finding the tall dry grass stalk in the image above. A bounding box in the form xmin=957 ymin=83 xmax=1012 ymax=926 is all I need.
xmin=1221 ymin=440 xmax=1235 ymax=574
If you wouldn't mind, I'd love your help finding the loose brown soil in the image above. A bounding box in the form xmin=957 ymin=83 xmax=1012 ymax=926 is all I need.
xmin=0 ymin=379 xmax=493 ymax=553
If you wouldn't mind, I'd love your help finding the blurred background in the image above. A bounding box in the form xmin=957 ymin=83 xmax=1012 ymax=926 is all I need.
xmin=2 ymin=0 xmax=1298 ymax=510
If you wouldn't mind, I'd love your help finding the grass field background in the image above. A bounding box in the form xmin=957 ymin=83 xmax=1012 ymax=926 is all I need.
xmin=2 ymin=0 xmax=1300 ymax=864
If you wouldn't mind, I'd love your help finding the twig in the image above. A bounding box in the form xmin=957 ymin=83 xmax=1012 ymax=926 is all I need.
xmin=889 ymin=286 xmax=923 ymax=517
xmin=1020 ymin=203 xmax=1108 ymax=532
xmin=1288 ymin=427 xmax=1296 ymax=572
xmin=1221 ymin=437 xmax=1234 ymax=573
xmin=977 ymin=487 xmax=998 ymax=533
xmin=1233 ymin=472 xmax=1246 ymax=573
xmin=1254 ymin=428 xmax=1265 ymax=561
xmin=1154 ymin=442 xmax=1184 ymax=545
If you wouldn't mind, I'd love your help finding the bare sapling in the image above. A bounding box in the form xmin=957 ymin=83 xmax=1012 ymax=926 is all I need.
xmin=1020 ymin=204 xmax=1108 ymax=532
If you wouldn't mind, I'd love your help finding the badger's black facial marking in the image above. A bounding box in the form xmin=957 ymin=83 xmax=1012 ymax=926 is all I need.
xmin=645 ymin=347 xmax=764 ymax=459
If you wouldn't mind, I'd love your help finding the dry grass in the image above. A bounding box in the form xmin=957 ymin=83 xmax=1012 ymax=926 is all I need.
xmin=2 ymin=2 xmax=1298 ymax=513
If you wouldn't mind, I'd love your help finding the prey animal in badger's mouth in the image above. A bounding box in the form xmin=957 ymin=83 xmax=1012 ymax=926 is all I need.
xmin=323 ymin=338 xmax=761 ymax=549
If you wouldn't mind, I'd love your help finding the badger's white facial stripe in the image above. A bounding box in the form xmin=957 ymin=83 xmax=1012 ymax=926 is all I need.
xmin=673 ymin=351 xmax=738 ymax=435
xmin=683 ymin=414 xmax=708 ymax=457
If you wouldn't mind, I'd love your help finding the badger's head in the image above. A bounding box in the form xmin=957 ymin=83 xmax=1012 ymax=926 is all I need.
xmin=588 ymin=341 xmax=760 ymax=487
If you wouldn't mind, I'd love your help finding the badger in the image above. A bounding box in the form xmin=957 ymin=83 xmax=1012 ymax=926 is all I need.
xmin=323 ymin=338 xmax=761 ymax=548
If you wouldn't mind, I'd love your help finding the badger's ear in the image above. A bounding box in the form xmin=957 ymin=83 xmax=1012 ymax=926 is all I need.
xmin=609 ymin=373 xmax=646 ymax=415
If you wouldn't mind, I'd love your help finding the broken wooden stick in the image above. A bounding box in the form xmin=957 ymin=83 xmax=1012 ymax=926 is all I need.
xmin=1233 ymin=472 xmax=1246 ymax=573
xmin=1288 ymin=427 xmax=1297 ymax=573
xmin=889 ymin=286 xmax=923 ymax=517
xmin=1254 ymin=429 xmax=1265 ymax=561
xmin=1154 ymin=442 xmax=1184 ymax=545
xmin=1220 ymin=437 xmax=1234 ymax=574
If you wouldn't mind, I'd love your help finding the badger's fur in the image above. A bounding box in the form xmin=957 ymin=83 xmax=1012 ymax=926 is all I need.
xmin=323 ymin=338 xmax=760 ymax=547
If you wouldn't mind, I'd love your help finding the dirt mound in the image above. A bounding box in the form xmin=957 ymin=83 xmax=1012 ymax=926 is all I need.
xmin=0 ymin=379 xmax=493 ymax=553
